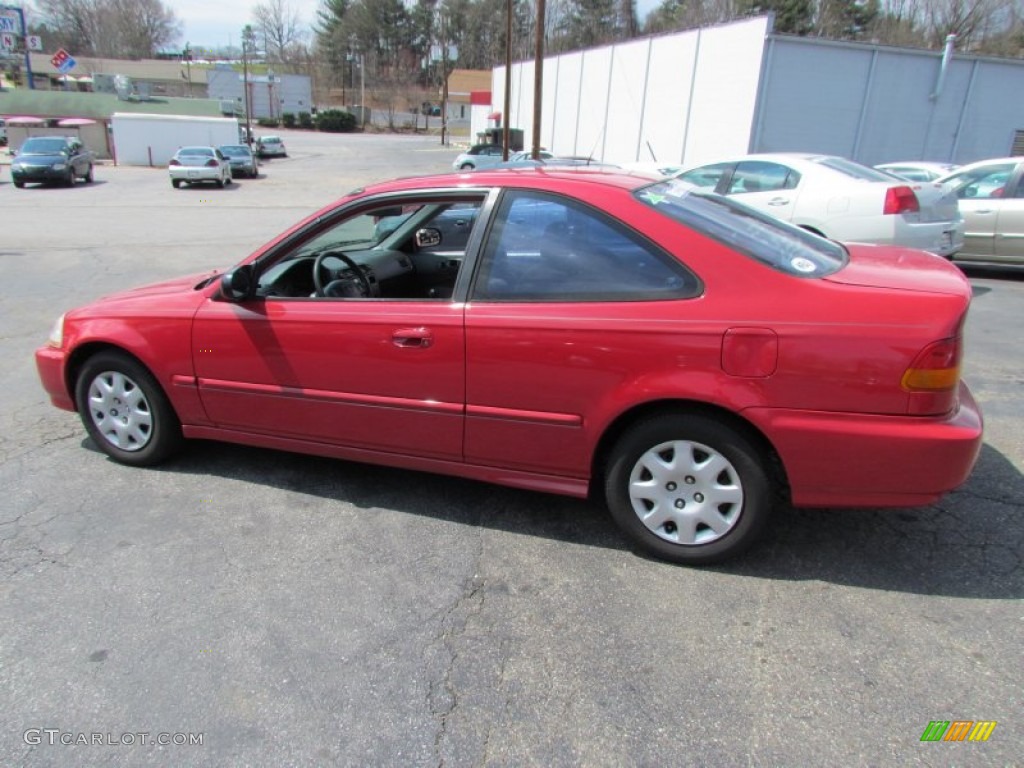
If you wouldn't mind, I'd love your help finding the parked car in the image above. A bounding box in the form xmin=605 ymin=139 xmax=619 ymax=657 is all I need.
xmin=256 ymin=135 xmax=287 ymax=158
xmin=9 ymin=136 xmax=95 ymax=188
xmin=875 ymin=161 xmax=960 ymax=182
xmin=35 ymin=170 xmax=982 ymax=565
xmin=218 ymin=144 xmax=259 ymax=178
xmin=451 ymin=143 xmax=506 ymax=170
xmin=674 ymin=153 xmax=964 ymax=258
xmin=936 ymin=157 xmax=1024 ymax=265
xmin=168 ymin=146 xmax=233 ymax=189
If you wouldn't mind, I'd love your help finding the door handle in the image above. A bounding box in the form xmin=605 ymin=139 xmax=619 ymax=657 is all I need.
xmin=767 ymin=198 xmax=790 ymax=206
xmin=392 ymin=327 xmax=433 ymax=348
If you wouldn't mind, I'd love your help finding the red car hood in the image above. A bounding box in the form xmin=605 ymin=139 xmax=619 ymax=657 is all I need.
xmin=94 ymin=271 xmax=221 ymax=303
xmin=825 ymin=244 xmax=970 ymax=296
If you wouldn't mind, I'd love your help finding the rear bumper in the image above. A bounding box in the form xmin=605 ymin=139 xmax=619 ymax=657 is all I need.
xmin=746 ymin=382 xmax=983 ymax=508
xmin=895 ymin=218 xmax=965 ymax=257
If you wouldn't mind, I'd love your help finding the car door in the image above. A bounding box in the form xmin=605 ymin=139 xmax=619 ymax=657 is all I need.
xmin=720 ymin=160 xmax=801 ymax=223
xmin=463 ymin=190 xmax=700 ymax=477
xmin=993 ymin=168 xmax=1024 ymax=263
xmin=945 ymin=161 xmax=1019 ymax=258
xmin=190 ymin=194 xmax=482 ymax=461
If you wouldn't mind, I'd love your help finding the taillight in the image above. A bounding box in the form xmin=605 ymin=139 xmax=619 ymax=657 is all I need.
xmin=205 ymin=159 xmax=219 ymax=167
xmin=169 ymin=158 xmax=181 ymax=166
xmin=883 ymin=185 xmax=920 ymax=215
xmin=902 ymin=336 xmax=961 ymax=415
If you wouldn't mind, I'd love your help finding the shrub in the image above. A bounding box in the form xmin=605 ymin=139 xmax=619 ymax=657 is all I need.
xmin=281 ymin=113 xmax=296 ymax=128
xmin=298 ymin=111 xmax=313 ymax=129
xmin=256 ymin=117 xmax=280 ymax=128
xmin=315 ymin=109 xmax=357 ymax=133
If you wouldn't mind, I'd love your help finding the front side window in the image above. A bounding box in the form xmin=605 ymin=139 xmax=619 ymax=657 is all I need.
xmin=254 ymin=195 xmax=486 ymax=300
xmin=676 ymin=162 xmax=731 ymax=191
xmin=473 ymin=191 xmax=697 ymax=301
xmin=726 ymin=161 xmax=800 ymax=195
xmin=944 ymin=163 xmax=1017 ymax=200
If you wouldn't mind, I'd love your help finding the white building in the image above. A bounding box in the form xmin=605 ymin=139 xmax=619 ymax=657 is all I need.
xmin=494 ymin=16 xmax=1024 ymax=167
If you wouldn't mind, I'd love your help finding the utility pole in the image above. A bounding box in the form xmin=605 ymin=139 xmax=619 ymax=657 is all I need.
xmin=440 ymin=8 xmax=448 ymax=146
xmin=242 ymin=25 xmax=255 ymax=144
xmin=183 ymin=42 xmax=192 ymax=97
xmin=532 ymin=0 xmax=545 ymax=159
xmin=502 ymin=0 xmax=512 ymax=160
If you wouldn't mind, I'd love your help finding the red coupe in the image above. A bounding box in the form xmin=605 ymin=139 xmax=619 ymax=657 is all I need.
xmin=35 ymin=169 xmax=983 ymax=564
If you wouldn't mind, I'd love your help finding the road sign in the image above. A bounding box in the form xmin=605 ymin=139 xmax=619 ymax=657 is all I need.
xmin=0 ymin=31 xmax=14 ymax=50
xmin=51 ymin=48 xmax=76 ymax=74
xmin=0 ymin=15 xmax=17 ymax=33
xmin=27 ymin=35 xmax=41 ymax=51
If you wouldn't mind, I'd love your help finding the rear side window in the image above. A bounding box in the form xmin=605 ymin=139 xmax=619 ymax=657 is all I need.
xmin=635 ymin=180 xmax=847 ymax=277
xmin=726 ymin=161 xmax=800 ymax=194
xmin=474 ymin=191 xmax=698 ymax=301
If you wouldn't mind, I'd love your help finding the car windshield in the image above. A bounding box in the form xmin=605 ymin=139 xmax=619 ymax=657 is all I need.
xmin=635 ymin=180 xmax=847 ymax=277
xmin=220 ymin=146 xmax=249 ymax=157
xmin=20 ymin=137 xmax=67 ymax=155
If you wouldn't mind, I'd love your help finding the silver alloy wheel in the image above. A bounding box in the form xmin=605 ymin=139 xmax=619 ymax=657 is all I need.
xmin=628 ymin=439 xmax=744 ymax=546
xmin=86 ymin=370 xmax=154 ymax=451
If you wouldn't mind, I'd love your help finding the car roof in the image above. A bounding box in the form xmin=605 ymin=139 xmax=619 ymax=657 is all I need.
xmin=358 ymin=168 xmax=656 ymax=197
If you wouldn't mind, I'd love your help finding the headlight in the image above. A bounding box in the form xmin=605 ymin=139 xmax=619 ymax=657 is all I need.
xmin=47 ymin=314 xmax=65 ymax=348
xmin=52 ymin=163 xmax=67 ymax=170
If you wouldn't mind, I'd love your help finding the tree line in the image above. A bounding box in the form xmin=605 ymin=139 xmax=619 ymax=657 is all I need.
xmin=19 ymin=0 xmax=1024 ymax=85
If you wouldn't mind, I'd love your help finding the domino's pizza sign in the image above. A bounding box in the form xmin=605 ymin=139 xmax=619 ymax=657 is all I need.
xmin=51 ymin=48 xmax=77 ymax=74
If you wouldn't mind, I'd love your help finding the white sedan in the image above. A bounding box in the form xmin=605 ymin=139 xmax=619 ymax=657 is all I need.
xmin=168 ymin=146 xmax=232 ymax=189
xmin=675 ymin=153 xmax=964 ymax=258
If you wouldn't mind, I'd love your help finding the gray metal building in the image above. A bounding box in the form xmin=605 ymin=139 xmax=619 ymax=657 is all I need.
xmin=495 ymin=16 xmax=1024 ymax=167
xmin=207 ymin=66 xmax=314 ymax=120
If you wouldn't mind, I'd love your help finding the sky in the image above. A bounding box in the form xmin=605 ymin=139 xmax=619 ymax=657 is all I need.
xmin=173 ymin=0 xmax=661 ymax=52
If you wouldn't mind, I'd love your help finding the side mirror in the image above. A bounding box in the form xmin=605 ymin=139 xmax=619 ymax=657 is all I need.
xmin=220 ymin=264 xmax=256 ymax=301
xmin=415 ymin=228 xmax=442 ymax=248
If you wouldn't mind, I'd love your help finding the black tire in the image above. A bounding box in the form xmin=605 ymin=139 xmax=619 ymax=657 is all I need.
xmin=75 ymin=351 xmax=183 ymax=467
xmin=13 ymin=181 xmax=24 ymax=188
xmin=604 ymin=413 xmax=772 ymax=565
xmin=65 ymin=169 xmax=75 ymax=187
xmin=171 ymin=179 xmax=181 ymax=188
xmin=460 ymin=163 xmax=474 ymax=170
xmin=85 ymin=165 xmax=94 ymax=183
xmin=216 ymin=178 xmax=225 ymax=188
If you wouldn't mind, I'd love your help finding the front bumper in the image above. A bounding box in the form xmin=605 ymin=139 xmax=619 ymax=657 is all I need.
xmin=35 ymin=345 xmax=75 ymax=412
xmin=11 ymin=164 xmax=67 ymax=183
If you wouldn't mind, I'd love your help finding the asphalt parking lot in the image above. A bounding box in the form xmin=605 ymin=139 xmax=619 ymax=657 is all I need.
xmin=1 ymin=130 xmax=1021 ymax=766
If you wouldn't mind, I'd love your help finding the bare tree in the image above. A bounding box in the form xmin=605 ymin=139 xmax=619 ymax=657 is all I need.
xmin=32 ymin=0 xmax=180 ymax=57
xmin=253 ymin=0 xmax=308 ymax=65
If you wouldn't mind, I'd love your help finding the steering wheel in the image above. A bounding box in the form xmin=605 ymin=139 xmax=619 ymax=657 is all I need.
xmin=313 ymin=250 xmax=373 ymax=297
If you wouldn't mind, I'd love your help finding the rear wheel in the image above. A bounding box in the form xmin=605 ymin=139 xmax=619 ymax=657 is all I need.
xmin=604 ymin=413 xmax=772 ymax=565
xmin=75 ymin=352 xmax=183 ymax=466
xmin=171 ymin=179 xmax=181 ymax=188
xmin=460 ymin=163 xmax=474 ymax=170
xmin=85 ymin=165 xmax=94 ymax=183
xmin=13 ymin=181 xmax=24 ymax=188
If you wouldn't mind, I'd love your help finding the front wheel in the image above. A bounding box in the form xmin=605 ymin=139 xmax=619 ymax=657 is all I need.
xmin=604 ymin=413 xmax=772 ymax=565
xmin=85 ymin=165 xmax=94 ymax=183
xmin=75 ymin=352 xmax=183 ymax=466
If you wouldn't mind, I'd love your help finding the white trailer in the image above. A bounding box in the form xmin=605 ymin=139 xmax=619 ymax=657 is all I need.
xmin=111 ymin=113 xmax=241 ymax=167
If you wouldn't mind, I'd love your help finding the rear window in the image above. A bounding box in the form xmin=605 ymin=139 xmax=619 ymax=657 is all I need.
xmin=635 ymin=180 xmax=847 ymax=277
xmin=810 ymin=156 xmax=895 ymax=182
